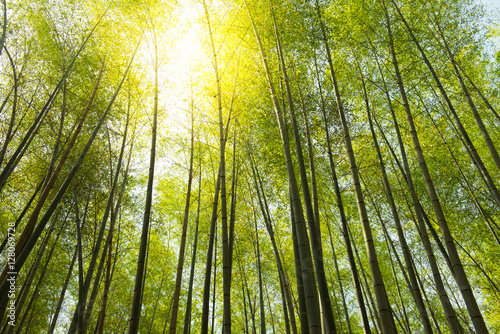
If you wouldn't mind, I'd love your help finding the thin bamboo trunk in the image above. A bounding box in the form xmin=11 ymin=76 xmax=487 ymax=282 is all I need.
xmin=433 ymin=15 xmax=500 ymax=172
xmin=358 ymin=65 xmax=433 ymax=333
xmin=201 ymin=2 xmax=231 ymax=332
xmin=324 ymin=216 xmax=352 ymax=334
xmin=0 ymin=12 xmax=107 ymax=192
xmin=244 ymin=3 xmax=322 ymax=331
xmin=349 ymin=227 xmax=383 ymax=333
xmin=315 ymin=2 xmax=395 ymax=331
xmin=47 ymin=246 xmax=78 ymax=334
xmin=0 ymin=0 xmax=6 ymax=57
xmin=313 ymin=52 xmax=370 ymax=334
xmin=169 ymin=88 xmax=196 ymax=334
xmin=389 ymin=3 xmax=488 ymax=332
xmin=210 ymin=227 xmax=218 ymax=334
xmin=183 ymin=163 xmax=202 ymax=334
xmin=0 ymin=59 xmax=105 ymax=287
xmin=252 ymin=209 xmax=266 ymax=334
xmin=0 ymin=43 xmax=138 ymax=318
xmin=271 ymin=7 xmax=336 ymax=332
xmin=201 ymin=167 xmax=221 ymax=334
xmin=250 ymin=155 xmax=297 ymax=334
xmin=0 ymin=47 xmax=18 ymax=168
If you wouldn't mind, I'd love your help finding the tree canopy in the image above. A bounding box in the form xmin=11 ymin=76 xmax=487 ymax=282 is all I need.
xmin=0 ymin=0 xmax=500 ymax=333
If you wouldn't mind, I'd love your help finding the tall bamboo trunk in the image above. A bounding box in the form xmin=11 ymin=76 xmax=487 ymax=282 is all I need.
xmin=324 ymin=216 xmax=352 ymax=334
xmin=169 ymin=89 xmax=196 ymax=334
xmin=313 ymin=51 xmax=371 ymax=333
xmin=358 ymin=65 xmax=433 ymax=333
xmin=245 ymin=2 xmax=322 ymax=332
xmin=250 ymin=155 xmax=297 ymax=334
xmin=0 ymin=47 xmax=19 ymax=168
xmin=0 ymin=12 xmax=106 ymax=192
xmin=389 ymin=3 xmax=488 ymax=332
xmin=201 ymin=167 xmax=221 ymax=334
xmin=252 ymin=209 xmax=266 ymax=334
xmin=271 ymin=7 xmax=336 ymax=332
xmin=0 ymin=42 xmax=138 ymax=319
xmin=47 ymin=246 xmax=78 ymax=334
xmin=183 ymin=162 xmax=202 ymax=334
xmin=433 ymin=15 xmax=500 ymax=172
xmin=314 ymin=2 xmax=395 ymax=332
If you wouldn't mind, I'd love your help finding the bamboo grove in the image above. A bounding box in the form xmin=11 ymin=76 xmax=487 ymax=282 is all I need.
xmin=0 ymin=0 xmax=499 ymax=332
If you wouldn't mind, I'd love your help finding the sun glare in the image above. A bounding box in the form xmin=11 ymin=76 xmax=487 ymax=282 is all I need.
xmin=162 ymin=1 xmax=205 ymax=89
xmin=131 ymin=0 xmax=209 ymax=174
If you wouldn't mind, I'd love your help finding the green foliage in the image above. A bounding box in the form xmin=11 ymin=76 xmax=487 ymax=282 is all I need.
xmin=0 ymin=0 xmax=499 ymax=332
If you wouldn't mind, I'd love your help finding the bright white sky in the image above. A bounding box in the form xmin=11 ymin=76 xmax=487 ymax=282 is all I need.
xmin=483 ymin=0 xmax=500 ymax=9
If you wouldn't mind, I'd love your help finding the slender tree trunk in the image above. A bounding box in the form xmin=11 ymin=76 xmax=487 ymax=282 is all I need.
xmin=0 ymin=59 xmax=105 ymax=288
xmin=324 ymin=215 xmax=352 ymax=334
xmin=240 ymin=264 xmax=250 ymax=334
xmin=169 ymin=87 xmax=196 ymax=334
xmin=227 ymin=128 xmax=238 ymax=309
xmin=73 ymin=187 xmax=86 ymax=334
xmin=0 ymin=0 xmax=6 ymax=57
xmin=47 ymin=246 xmax=78 ymax=334
xmin=210 ymin=226 xmax=218 ymax=334
xmin=315 ymin=2 xmax=395 ymax=332
xmin=349 ymin=227 xmax=383 ymax=333
xmin=245 ymin=3 xmax=322 ymax=331
xmin=271 ymin=6 xmax=336 ymax=333
xmin=0 ymin=47 xmax=18 ymax=168
xmin=0 ymin=43 xmax=137 ymax=319
xmin=265 ymin=283 xmax=277 ymax=334
xmin=250 ymin=155 xmax=297 ymax=334
xmin=125 ymin=30 xmax=154 ymax=334
xmin=433 ymin=15 xmax=500 ymax=172
xmin=358 ymin=64 xmax=433 ymax=333
xmin=183 ymin=162 xmax=202 ymax=334
xmin=201 ymin=167 xmax=221 ymax=334
xmin=413 ymin=265 xmax=444 ymax=334
xmin=240 ymin=256 xmax=257 ymax=334
xmin=313 ymin=52 xmax=370 ymax=334
xmin=0 ymin=12 xmax=106 ymax=192
xmin=252 ymin=209 xmax=266 ymax=334
xmin=379 ymin=218 xmax=416 ymax=334
xmin=389 ymin=3 xmax=488 ymax=332
xmin=289 ymin=197 xmax=309 ymax=334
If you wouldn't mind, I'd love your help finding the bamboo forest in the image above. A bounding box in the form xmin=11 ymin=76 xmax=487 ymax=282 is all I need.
xmin=2 ymin=0 xmax=500 ymax=332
